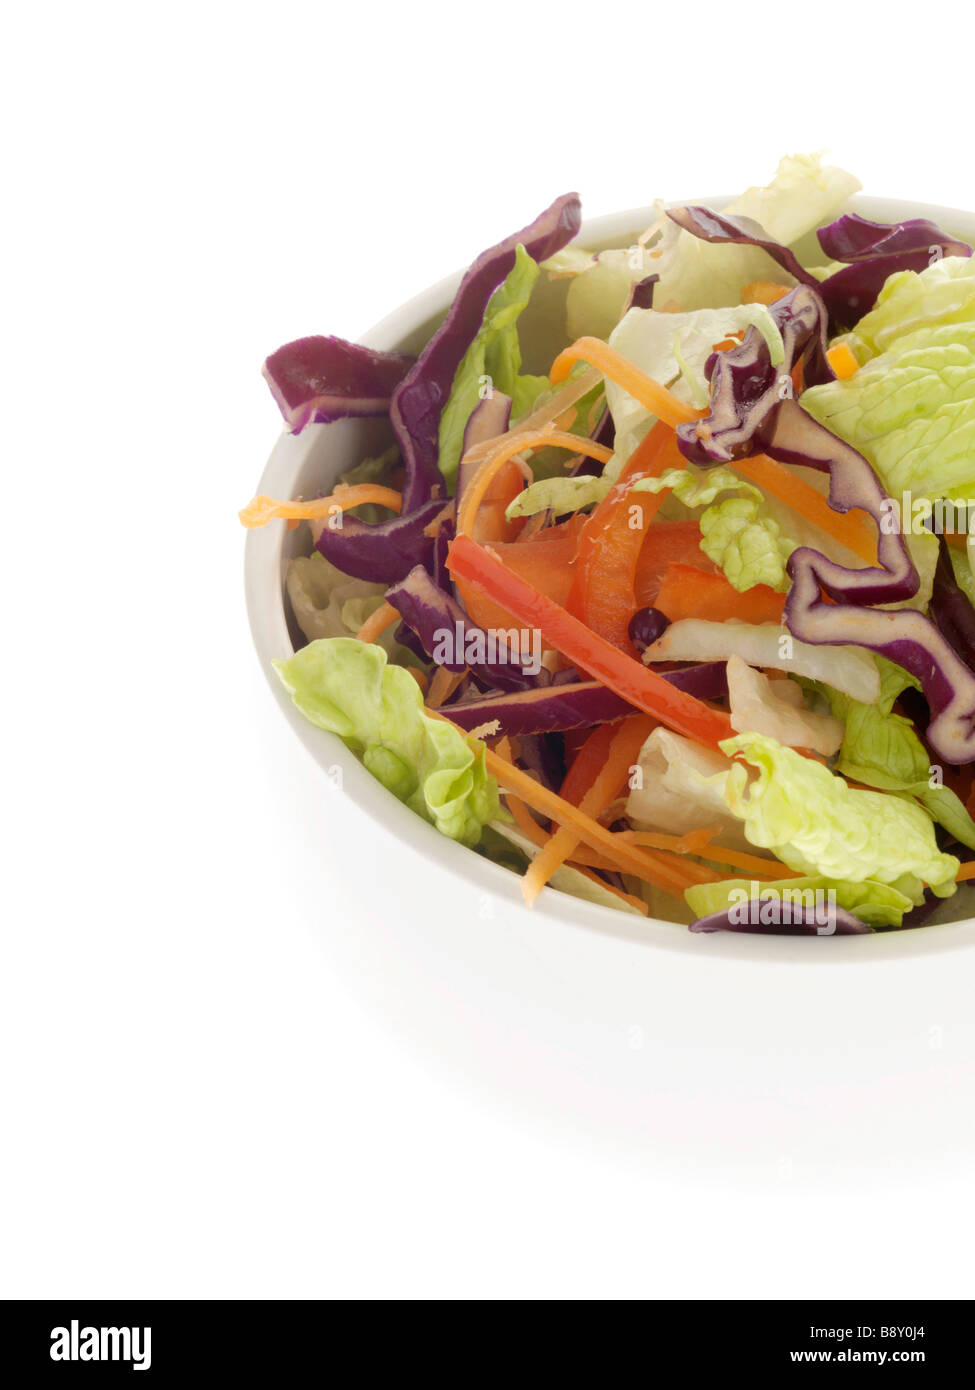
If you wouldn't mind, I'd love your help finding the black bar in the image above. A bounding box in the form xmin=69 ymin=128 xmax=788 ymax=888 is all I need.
xmin=3 ymin=1300 xmax=967 ymax=1378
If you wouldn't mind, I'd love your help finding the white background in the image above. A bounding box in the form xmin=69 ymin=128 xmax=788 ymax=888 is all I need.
xmin=4 ymin=2 xmax=975 ymax=1300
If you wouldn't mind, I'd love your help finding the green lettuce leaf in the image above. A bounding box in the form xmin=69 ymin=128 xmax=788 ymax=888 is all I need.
xmin=273 ymin=638 xmax=501 ymax=845
xmin=437 ymin=244 xmax=542 ymax=490
xmin=505 ymin=474 xmax=610 ymax=520
xmin=684 ymin=874 xmax=913 ymax=929
xmin=285 ymin=552 xmax=421 ymax=667
xmin=802 ymin=659 xmax=975 ymax=850
xmin=801 ymin=320 xmax=975 ymax=503
xmin=633 ymin=465 xmax=795 ymax=591
xmin=710 ymin=732 xmax=958 ymax=899
xmin=844 ymin=254 xmax=975 ymax=361
xmin=801 ymin=656 xmax=975 ymax=849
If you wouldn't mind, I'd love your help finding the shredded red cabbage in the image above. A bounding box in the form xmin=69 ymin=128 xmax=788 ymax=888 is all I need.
xmin=667 ymin=206 xmax=972 ymax=327
xmin=690 ymin=904 xmax=873 ymax=935
xmin=815 ymin=212 xmax=972 ymax=325
xmin=391 ymin=192 xmax=582 ymax=511
xmin=263 ymin=336 xmax=415 ymax=431
xmin=676 ymin=285 xmax=975 ymax=764
xmin=385 ymin=564 xmax=549 ymax=691
xmin=313 ymin=498 xmax=445 ymax=583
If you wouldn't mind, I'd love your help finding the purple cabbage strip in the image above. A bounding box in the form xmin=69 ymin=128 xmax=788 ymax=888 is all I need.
xmin=689 ymin=904 xmax=872 ymax=935
xmin=313 ymin=498 xmax=445 ymax=584
xmin=263 ymin=336 xmax=415 ymax=432
xmin=931 ymin=537 xmax=975 ymax=668
xmin=666 ymin=206 xmax=816 ymax=287
xmin=650 ymin=661 xmax=729 ymax=700
xmin=391 ymin=192 xmax=582 ymax=511
xmin=430 ymin=513 xmax=455 ymax=589
xmin=385 ymin=564 xmax=548 ymax=692
xmin=627 ymin=272 xmax=659 ymax=312
xmin=676 ymin=284 xmax=975 ymax=764
xmin=818 ymin=213 xmax=970 ymax=263
xmin=668 ymin=204 xmax=973 ymax=329
xmin=448 ymin=681 xmax=629 ymax=735
xmin=446 ymin=664 xmax=728 ymax=736
xmin=815 ymin=213 xmax=972 ymax=325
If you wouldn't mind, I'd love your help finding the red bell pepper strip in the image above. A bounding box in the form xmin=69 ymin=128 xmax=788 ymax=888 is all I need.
xmin=566 ymin=421 xmax=683 ymax=656
xmin=446 ymin=532 xmax=734 ymax=750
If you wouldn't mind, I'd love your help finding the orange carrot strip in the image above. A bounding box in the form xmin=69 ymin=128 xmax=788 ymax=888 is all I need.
xmin=354 ymin=601 xmax=399 ymax=644
xmin=479 ymin=745 xmax=718 ymax=896
xmin=729 ymin=455 xmax=877 ymax=566
xmin=239 ymin=484 xmax=403 ymax=528
xmin=621 ymin=831 xmax=799 ymax=879
xmin=956 ymin=861 xmax=975 ymax=882
xmin=456 ymin=430 xmax=612 ymax=537
xmin=522 ymin=716 xmax=655 ymax=906
xmin=826 ymin=342 xmax=860 ymax=380
xmin=549 ymin=338 xmax=702 ymax=428
xmin=427 ymin=666 xmax=466 ymax=709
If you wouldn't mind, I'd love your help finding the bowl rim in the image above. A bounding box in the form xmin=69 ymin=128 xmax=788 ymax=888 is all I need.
xmin=245 ymin=192 xmax=975 ymax=962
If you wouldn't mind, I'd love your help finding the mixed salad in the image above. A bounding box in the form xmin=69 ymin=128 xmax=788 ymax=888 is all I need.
xmin=242 ymin=155 xmax=975 ymax=936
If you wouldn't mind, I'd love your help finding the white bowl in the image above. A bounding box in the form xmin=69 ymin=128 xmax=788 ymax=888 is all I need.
xmin=245 ymin=195 xmax=975 ymax=960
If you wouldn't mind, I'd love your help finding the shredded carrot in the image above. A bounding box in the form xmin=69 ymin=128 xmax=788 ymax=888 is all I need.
xmin=426 ymin=666 xmax=466 ymax=709
xmin=549 ymin=337 xmax=703 ymax=428
xmin=456 ymin=430 xmax=612 ymax=537
xmin=741 ymin=280 xmax=792 ymax=306
xmin=826 ymin=342 xmax=860 ymax=380
xmin=522 ymin=717 xmax=654 ymax=906
xmin=956 ymin=861 xmax=975 ymax=882
xmin=621 ymin=831 xmax=800 ymax=880
xmin=729 ymin=454 xmax=877 ymax=566
xmin=354 ymin=601 xmax=399 ymax=644
xmin=239 ymin=485 xmax=403 ymax=528
xmin=477 ymin=743 xmax=719 ymax=896
xmin=505 ymin=793 xmax=547 ymax=843
xmin=405 ymin=667 xmax=429 ymax=696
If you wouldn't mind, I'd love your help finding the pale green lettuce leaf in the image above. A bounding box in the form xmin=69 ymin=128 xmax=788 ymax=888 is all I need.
xmin=710 ymin=732 xmax=958 ymax=898
xmin=801 ymin=320 xmax=975 ymax=503
xmin=506 ymin=474 xmax=610 ymax=520
xmin=684 ymin=875 xmax=913 ymax=929
xmin=633 ymin=465 xmax=795 ymax=591
xmin=286 ymin=552 xmax=421 ymax=667
xmin=845 ymin=254 xmax=975 ymax=361
xmin=273 ymin=638 xmax=501 ymax=845
xmin=558 ymin=155 xmax=859 ymax=339
xmin=437 ymin=244 xmax=541 ymax=489
xmin=803 ymin=659 xmax=975 ymax=850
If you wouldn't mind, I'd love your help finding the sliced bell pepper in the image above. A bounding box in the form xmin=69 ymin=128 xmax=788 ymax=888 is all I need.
xmin=634 ymin=521 xmax=717 ymax=606
xmin=454 ymin=513 xmax=586 ymax=633
xmin=447 ymin=532 xmax=734 ymax=750
xmin=566 ymin=422 xmax=683 ymax=656
xmin=654 ymin=563 xmax=786 ymax=625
